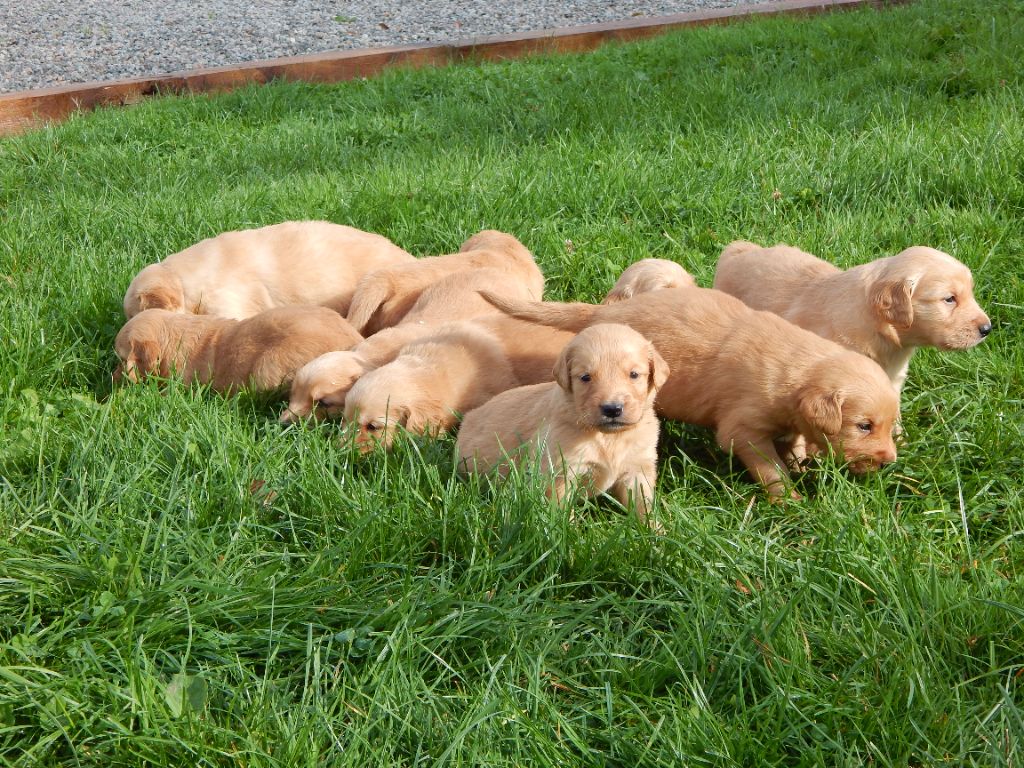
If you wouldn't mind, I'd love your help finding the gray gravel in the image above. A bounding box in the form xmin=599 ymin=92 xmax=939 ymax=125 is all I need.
xmin=0 ymin=1 xmax=769 ymax=95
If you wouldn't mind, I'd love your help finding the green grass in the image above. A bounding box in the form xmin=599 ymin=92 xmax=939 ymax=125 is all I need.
xmin=1 ymin=0 xmax=1023 ymax=764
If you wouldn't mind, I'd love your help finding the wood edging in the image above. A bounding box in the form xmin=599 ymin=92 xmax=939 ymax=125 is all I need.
xmin=0 ymin=0 xmax=909 ymax=137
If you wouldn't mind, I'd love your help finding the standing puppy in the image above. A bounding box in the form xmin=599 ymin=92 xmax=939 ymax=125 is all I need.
xmin=114 ymin=306 xmax=362 ymax=394
xmin=123 ymin=221 xmax=415 ymax=320
xmin=483 ymin=287 xmax=899 ymax=501
xmin=713 ymin=241 xmax=991 ymax=391
xmin=457 ymin=324 xmax=668 ymax=524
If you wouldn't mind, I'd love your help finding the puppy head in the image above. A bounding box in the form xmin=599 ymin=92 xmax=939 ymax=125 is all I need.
xmin=552 ymin=323 xmax=668 ymax=432
xmin=872 ymin=247 xmax=991 ymax=349
xmin=797 ymin=352 xmax=899 ymax=473
xmin=280 ymin=351 xmax=369 ymax=424
xmin=343 ymin=365 xmax=448 ymax=452
xmin=123 ymin=264 xmax=185 ymax=318
xmin=603 ymin=259 xmax=696 ymax=303
xmin=113 ymin=309 xmax=177 ymax=382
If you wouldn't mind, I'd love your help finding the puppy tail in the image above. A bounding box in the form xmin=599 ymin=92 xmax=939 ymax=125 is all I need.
xmin=480 ymin=291 xmax=599 ymax=332
xmin=346 ymin=278 xmax=391 ymax=334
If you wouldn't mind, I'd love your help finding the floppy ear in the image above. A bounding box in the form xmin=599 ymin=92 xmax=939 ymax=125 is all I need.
xmin=604 ymin=285 xmax=632 ymax=304
xmin=138 ymin=285 xmax=181 ymax=312
xmin=798 ymin=386 xmax=845 ymax=436
xmin=648 ymin=345 xmax=670 ymax=392
xmin=404 ymin=400 xmax=451 ymax=436
xmin=871 ymin=278 xmax=914 ymax=330
xmin=129 ymin=338 xmax=163 ymax=378
xmin=552 ymin=346 xmax=574 ymax=391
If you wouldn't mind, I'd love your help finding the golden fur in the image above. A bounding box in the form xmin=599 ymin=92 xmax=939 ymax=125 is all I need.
xmin=713 ymin=241 xmax=992 ymax=390
xmin=123 ymin=221 xmax=414 ymax=320
xmin=457 ymin=324 xmax=668 ymax=523
xmin=281 ymin=314 xmax=575 ymax=425
xmin=346 ymin=230 xmax=544 ymax=334
xmin=603 ymin=258 xmax=696 ymax=304
xmin=399 ymin=266 xmax=542 ymax=325
xmin=114 ymin=306 xmax=362 ymax=394
xmin=281 ymin=321 xmax=438 ymax=423
xmin=483 ymin=287 xmax=900 ymax=501
xmin=343 ymin=323 xmax=519 ymax=452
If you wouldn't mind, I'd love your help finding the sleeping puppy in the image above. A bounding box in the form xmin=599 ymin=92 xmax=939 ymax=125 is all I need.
xmin=483 ymin=287 xmax=899 ymax=501
xmin=280 ymin=322 xmax=439 ymax=423
xmin=281 ymin=314 xmax=575 ymax=425
xmin=713 ymin=241 xmax=992 ymax=391
xmin=346 ymin=230 xmax=544 ymax=334
xmin=343 ymin=323 xmax=518 ymax=452
xmin=457 ymin=324 xmax=668 ymax=524
xmin=123 ymin=221 xmax=414 ymax=320
xmin=603 ymin=258 xmax=696 ymax=304
xmin=114 ymin=306 xmax=363 ymax=394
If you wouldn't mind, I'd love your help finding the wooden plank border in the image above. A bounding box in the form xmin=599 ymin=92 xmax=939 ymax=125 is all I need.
xmin=0 ymin=0 xmax=907 ymax=137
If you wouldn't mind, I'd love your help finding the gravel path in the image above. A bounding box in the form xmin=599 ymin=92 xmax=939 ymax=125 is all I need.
xmin=0 ymin=0 xmax=770 ymax=95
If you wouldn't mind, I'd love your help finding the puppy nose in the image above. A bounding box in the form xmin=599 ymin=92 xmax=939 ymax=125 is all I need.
xmin=979 ymin=322 xmax=992 ymax=337
xmin=878 ymin=448 xmax=897 ymax=466
xmin=600 ymin=402 xmax=623 ymax=418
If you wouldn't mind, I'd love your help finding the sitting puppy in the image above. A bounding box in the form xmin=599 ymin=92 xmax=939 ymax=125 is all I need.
xmin=343 ymin=323 xmax=518 ymax=452
xmin=603 ymin=258 xmax=696 ymax=304
xmin=346 ymin=230 xmax=544 ymax=334
xmin=483 ymin=287 xmax=900 ymax=501
xmin=713 ymin=241 xmax=992 ymax=391
xmin=114 ymin=306 xmax=362 ymax=394
xmin=280 ymin=322 xmax=439 ymax=423
xmin=457 ymin=324 xmax=668 ymax=524
xmin=123 ymin=221 xmax=414 ymax=320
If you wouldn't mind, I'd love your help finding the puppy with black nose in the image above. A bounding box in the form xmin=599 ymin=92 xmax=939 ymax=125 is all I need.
xmin=457 ymin=323 xmax=669 ymax=525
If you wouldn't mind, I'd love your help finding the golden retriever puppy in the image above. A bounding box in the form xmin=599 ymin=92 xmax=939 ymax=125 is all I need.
xmin=713 ymin=241 xmax=992 ymax=391
xmin=280 ymin=321 xmax=438 ymax=423
xmin=603 ymin=258 xmax=696 ymax=304
xmin=483 ymin=287 xmax=900 ymax=501
xmin=343 ymin=323 xmax=518 ymax=452
xmin=346 ymin=230 xmax=544 ymax=334
xmin=114 ymin=306 xmax=362 ymax=394
xmin=281 ymin=314 xmax=574 ymax=425
xmin=123 ymin=221 xmax=415 ymax=320
xmin=457 ymin=324 xmax=668 ymax=523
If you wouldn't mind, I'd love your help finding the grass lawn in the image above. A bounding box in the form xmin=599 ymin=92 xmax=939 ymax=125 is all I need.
xmin=1 ymin=0 xmax=1023 ymax=764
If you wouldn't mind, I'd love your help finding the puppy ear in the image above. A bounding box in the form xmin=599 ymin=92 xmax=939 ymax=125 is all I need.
xmin=552 ymin=346 xmax=574 ymax=391
xmin=129 ymin=338 xmax=163 ymax=378
xmin=138 ymin=285 xmax=182 ymax=312
xmin=404 ymin=400 xmax=450 ymax=436
xmin=604 ymin=285 xmax=632 ymax=304
xmin=871 ymin=279 xmax=914 ymax=330
xmin=648 ymin=345 xmax=670 ymax=392
xmin=798 ymin=386 xmax=845 ymax=436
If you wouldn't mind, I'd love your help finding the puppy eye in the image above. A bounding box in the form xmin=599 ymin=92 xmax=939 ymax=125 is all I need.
xmin=943 ymin=295 xmax=957 ymax=305
xmin=579 ymin=373 xmax=591 ymax=383
xmin=856 ymin=421 xmax=873 ymax=433
xmin=629 ymin=370 xmax=640 ymax=379
xmin=365 ymin=423 xmax=379 ymax=432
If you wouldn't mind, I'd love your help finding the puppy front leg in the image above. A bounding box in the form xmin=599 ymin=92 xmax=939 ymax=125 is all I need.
xmin=718 ymin=425 xmax=799 ymax=502
xmin=611 ymin=467 xmax=657 ymax=528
